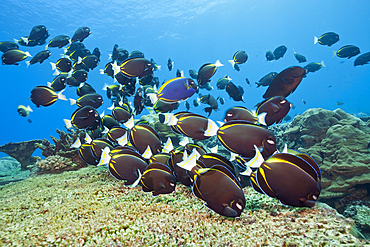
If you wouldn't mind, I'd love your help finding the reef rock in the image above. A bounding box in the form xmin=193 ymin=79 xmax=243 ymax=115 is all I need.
xmin=0 ymin=140 xmax=42 ymax=170
xmin=271 ymin=108 xmax=370 ymax=204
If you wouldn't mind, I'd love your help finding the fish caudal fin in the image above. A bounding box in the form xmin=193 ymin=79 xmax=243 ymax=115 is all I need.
xmin=163 ymin=137 xmax=174 ymax=153
xmin=57 ymin=89 xmax=68 ymax=101
xmin=63 ymin=119 xmax=72 ymax=129
xmin=117 ymin=132 xmax=128 ymax=146
xmin=214 ymin=59 xmax=224 ymax=67
xmin=142 ymin=145 xmax=153 ymax=159
xmin=123 ymin=116 xmax=135 ymax=129
xmin=209 ymin=145 xmax=218 ymax=153
xmin=257 ymin=112 xmax=267 ymax=126
xmin=204 ymin=119 xmax=218 ymax=137
xmin=130 ymin=169 xmax=142 ymax=188
xmin=25 ymin=61 xmax=30 ymax=68
xmin=314 ymin=36 xmax=318 ymax=45
xmin=176 ymin=148 xmax=198 ymax=171
xmin=50 ymin=62 xmax=56 ymax=71
xmin=97 ymin=146 xmax=111 ymax=166
xmin=228 ymin=59 xmax=235 ymax=68
xmin=69 ymin=98 xmax=76 ymax=105
xmin=321 ymin=60 xmax=326 ymax=67
xmin=70 ymin=138 xmax=81 ymax=148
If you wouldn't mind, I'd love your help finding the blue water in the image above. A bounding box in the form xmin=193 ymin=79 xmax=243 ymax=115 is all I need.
xmin=0 ymin=0 xmax=369 ymax=157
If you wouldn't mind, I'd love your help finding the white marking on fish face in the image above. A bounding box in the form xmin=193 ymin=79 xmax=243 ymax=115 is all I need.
xmin=170 ymin=182 xmax=175 ymax=187
xmin=236 ymin=203 xmax=242 ymax=210
xmin=267 ymin=139 xmax=275 ymax=145
xmin=313 ymin=195 xmax=317 ymax=200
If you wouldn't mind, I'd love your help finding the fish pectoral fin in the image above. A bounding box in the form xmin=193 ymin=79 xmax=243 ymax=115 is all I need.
xmin=159 ymin=182 xmax=166 ymax=189
xmin=222 ymin=204 xmax=238 ymax=217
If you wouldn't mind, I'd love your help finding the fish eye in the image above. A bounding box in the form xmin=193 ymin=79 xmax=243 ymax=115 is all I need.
xmin=267 ymin=139 xmax=275 ymax=145
xmin=236 ymin=203 xmax=242 ymax=210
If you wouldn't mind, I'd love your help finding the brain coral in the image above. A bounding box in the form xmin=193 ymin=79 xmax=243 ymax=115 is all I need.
xmin=271 ymin=108 xmax=370 ymax=201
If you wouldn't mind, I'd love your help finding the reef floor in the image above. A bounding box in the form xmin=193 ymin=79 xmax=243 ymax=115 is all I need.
xmin=0 ymin=166 xmax=369 ymax=246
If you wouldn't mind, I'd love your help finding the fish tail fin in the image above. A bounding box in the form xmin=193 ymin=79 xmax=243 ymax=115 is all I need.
xmin=215 ymin=59 xmax=224 ymax=67
xmin=77 ymin=56 xmax=82 ymax=64
xmin=108 ymin=54 xmax=112 ymax=60
xmin=50 ymin=62 xmax=56 ymax=71
xmin=45 ymin=44 xmax=48 ymax=50
xmin=228 ymin=59 xmax=235 ymax=68
xmin=70 ymin=138 xmax=81 ymax=148
xmin=57 ymin=89 xmax=67 ymax=101
xmin=47 ymin=82 xmax=52 ymax=88
xmin=209 ymin=145 xmax=218 ymax=153
xmin=101 ymin=126 xmax=109 ymax=134
xmin=332 ymin=51 xmax=336 ymax=58
xmin=21 ymin=37 xmax=28 ymax=45
xmin=179 ymin=137 xmax=190 ymax=146
xmin=157 ymin=65 xmax=161 ymax=70
xmin=255 ymin=82 xmax=261 ymax=88
xmin=99 ymin=69 xmax=104 ymax=74
xmin=159 ymin=113 xmax=178 ymax=125
xmin=247 ymin=145 xmax=265 ymax=168
xmin=123 ymin=116 xmax=135 ymax=129
xmin=130 ymin=169 xmax=142 ymax=188
xmin=176 ymin=149 xmax=198 ymax=171
xmin=63 ymin=119 xmax=72 ymax=129
xmin=142 ymin=145 xmax=153 ymax=159
xmin=147 ymin=93 xmax=158 ymax=104
xmin=204 ymin=107 xmax=212 ymax=116
xmin=13 ymin=38 xmax=19 ymax=44
xmin=84 ymin=134 xmax=92 ymax=144
xmin=204 ymin=119 xmax=218 ymax=136
xmin=112 ymin=61 xmax=120 ymax=75
xmin=97 ymin=146 xmax=111 ymax=166
xmin=314 ymin=36 xmax=318 ymax=45
xmin=216 ymin=120 xmax=224 ymax=127
xmin=25 ymin=51 xmax=32 ymax=57
xmin=163 ymin=137 xmax=174 ymax=153
xmin=117 ymin=132 xmax=128 ymax=147
xmin=102 ymin=83 xmax=109 ymax=90
xmin=25 ymin=61 xmax=30 ymax=68
xmin=321 ymin=60 xmax=326 ymax=67
xmin=69 ymin=98 xmax=77 ymax=105
xmin=257 ymin=112 xmax=267 ymax=126
xmin=26 ymin=105 xmax=33 ymax=112
xmin=52 ymin=69 xmax=60 ymax=76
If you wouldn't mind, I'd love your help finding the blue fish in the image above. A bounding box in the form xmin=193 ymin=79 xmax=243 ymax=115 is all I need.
xmin=157 ymin=77 xmax=198 ymax=102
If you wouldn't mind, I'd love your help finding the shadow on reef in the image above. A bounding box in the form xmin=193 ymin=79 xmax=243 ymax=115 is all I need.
xmin=270 ymin=108 xmax=370 ymax=239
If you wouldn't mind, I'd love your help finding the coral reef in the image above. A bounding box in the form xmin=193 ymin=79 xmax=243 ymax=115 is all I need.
xmin=271 ymin=108 xmax=370 ymax=205
xmin=0 ymin=157 xmax=31 ymax=186
xmin=343 ymin=204 xmax=370 ymax=239
xmin=35 ymin=128 xmax=87 ymax=173
xmin=36 ymin=155 xmax=79 ymax=172
xmin=0 ymin=139 xmax=42 ymax=170
xmin=0 ymin=166 xmax=367 ymax=246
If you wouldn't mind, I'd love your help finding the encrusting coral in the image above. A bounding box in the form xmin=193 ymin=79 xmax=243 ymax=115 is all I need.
xmin=0 ymin=140 xmax=42 ymax=170
xmin=271 ymin=108 xmax=370 ymax=208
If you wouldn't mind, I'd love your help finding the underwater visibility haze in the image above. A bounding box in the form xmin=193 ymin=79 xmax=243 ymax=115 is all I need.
xmin=1 ymin=0 xmax=370 ymax=245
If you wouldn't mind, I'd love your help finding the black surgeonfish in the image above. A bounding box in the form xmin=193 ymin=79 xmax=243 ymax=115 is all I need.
xmin=129 ymin=50 xmax=144 ymax=59
xmin=76 ymin=93 xmax=103 ymax=108
xmin=197 ymin=60 xmax=223 ymax=86
xmin=117 ymin=58 xmax=153 ymax=79
xmin=78 ymin=144 xmax=99 ymax=165
xmin=71 ymin=27 xmax=91 ymax=42
xmin=168 ymin=147 xmax=193 ymax=186
xmin=26 ymin=50 xmax=51 ymax=67
xmin=107 ymin=126 xmax=128 ymax=144
xmin=167 ymin=58 xmax=174 ymax=71
xmin=116 ymin=48 xmax=129 ymax=63
xmin=265 ymin=50 xmax=274 ymax=61
xmin=354 ymin=52 xmax=370 ymax=66
xmin=177 ymin=157 xmax=245 ymax=218
xmin=102 ymin=115 xmax=120 ymax=129
xmin=81 ymin=55 xmax=99 ymax=70
xmin=129 ymin=124 xmax=162 ymax=156
xmin=0 ymin=41 xmax=19 ymax=52
xmin=2 ymin=49 xmax=31 ymax=65
xmin=70 ymin=48 xmax=91 ymax=61
xmin=149 ymin=153 xmax=171 ymax=167
xmin=112 ymin=106 xmax=132 ymax=123
xmin=141 ymin=162 xmax=176 ymax=196
xmin=228 ymin=50 xmax=248 ymax=70
xmin=73 ymin=60 xmax=90 ymax=71
xmin=30 ymin=86 xmax=66 ymax=107
xmin=46 ymin=35 xmax=70 ymax=49
xmin=335 ymin=45 xmax=360 ymax=59
xmin=77 ymin=83 xmax=96 ymax=97
xmin=64 ymin=42 xmax=85 ymax=56
xmin=223 ymin=106 xmax=258 ymax=124
xmin=217 ymin=120 xmax=276 ymax=159
xmin=134 ymin=87 xmax=144 ymax=115
xmin=293 ymin=50 xmax=307 ymax=63
xmin=72 ymin=69 xmax=88 ymax=83
xmin=52 ymin=58 xmax=72 ymax=72
xmin=188 ymin=69 xmax=198 ymax=79
xmin=273 ymin=45 xmax=287 ymax=60
xmin=92 ymin=47 xmax=101 ymax=62
xmin=226 ymin=81 xmax=244 ymax=102
xmin=314 ymin=32 xmax=339 ymax=47
xmin=255 ymin=96 xmax=292 ymax=126
xmin=153 ymin=100 xmax=179 ymax=113
xmin=216 ymin=75 xmax=231 ymax=90
xmin=24 ymin=25 xmax=48 ymax=44
xmin=108 ymin=148 xmax=148 ymax=186
xmin=241 ymin=148 xmax=321 ymax=208
xmin=50 ymin=74 xmax=67 ymax=92
xmin=196 ymin=153 xmax=237 ymax=176
xmin=71 ymin=105 xmax=100 ymax=129
xmin=199 ymin=94 xmax=219 ymax=116
xmin=255 ymin=72 xmax=277 ymax=88
xmin=304 ymin=61 xmax=325 ymax=73
xmin=91 ymin=138 xmax=114 ymax=161
xmin=263 ymin=66 xmax=306 ymax=99
xmin=173 ymin=113 xmax=217 ymax=140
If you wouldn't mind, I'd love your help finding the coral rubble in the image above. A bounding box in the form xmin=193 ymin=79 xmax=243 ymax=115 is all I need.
xmin=0 ymin=166 xmax=367 ymax=246
xmin=0 ymin=139 xmax=42 ymax=170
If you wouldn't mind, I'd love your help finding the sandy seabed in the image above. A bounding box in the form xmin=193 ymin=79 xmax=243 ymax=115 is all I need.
xmin=0 ymin=166 xmax=368 ymax=247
